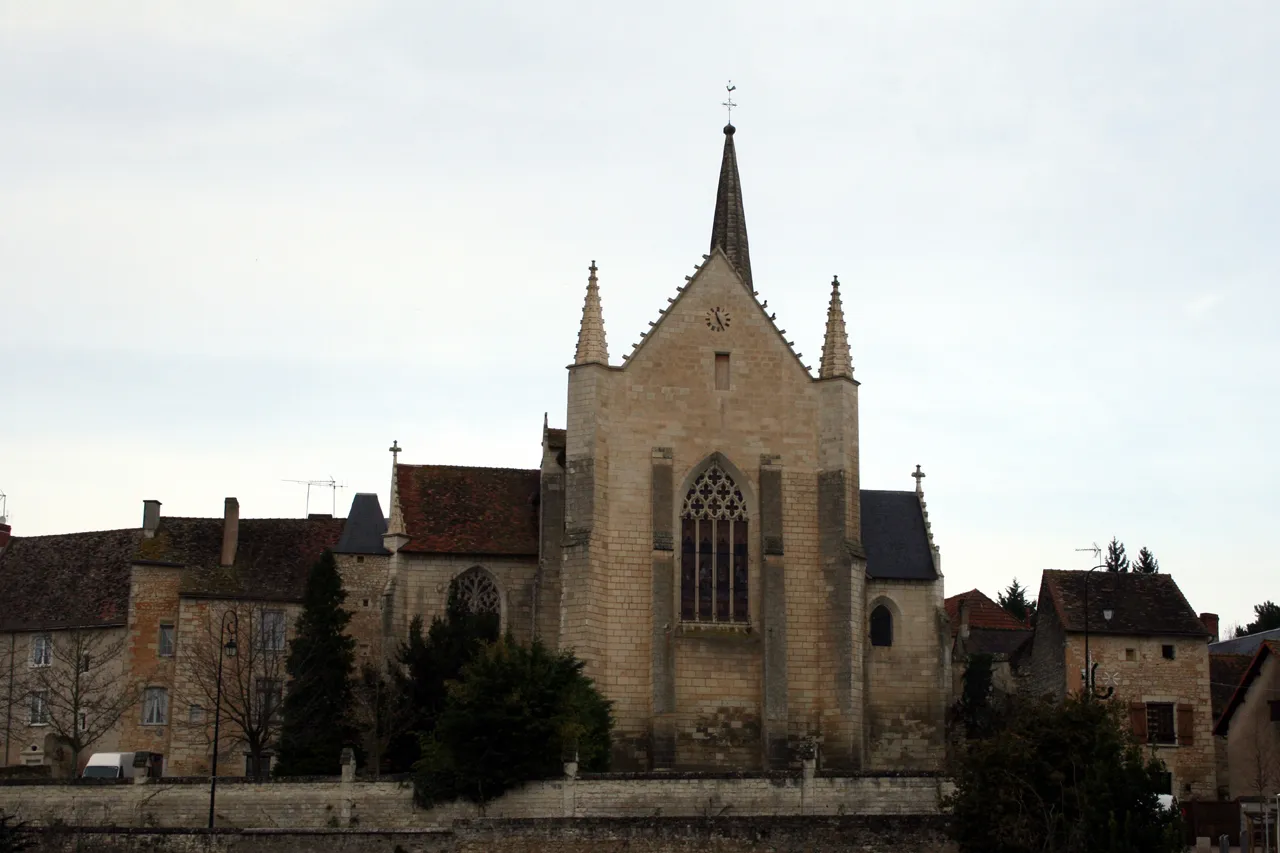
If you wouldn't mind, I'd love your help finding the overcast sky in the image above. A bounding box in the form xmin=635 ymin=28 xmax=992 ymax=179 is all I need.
xmin=2 ymin=1 xmax=1276 ymax=631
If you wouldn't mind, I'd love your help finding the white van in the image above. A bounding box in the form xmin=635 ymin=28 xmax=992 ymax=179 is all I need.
xmin=81 ymin=752 xmax=163 ymax=779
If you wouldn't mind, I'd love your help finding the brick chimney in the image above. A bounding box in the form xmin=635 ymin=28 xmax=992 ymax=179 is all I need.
xmin=0 ymin=520 xmax=10 ymax=551
xmin=220 ymin=498 xmax=239 ymax=567
xmin=1200 ymin=612 xmax=1220 ymax=643
xmin=142 ymin=500 xmax=162 ymax=539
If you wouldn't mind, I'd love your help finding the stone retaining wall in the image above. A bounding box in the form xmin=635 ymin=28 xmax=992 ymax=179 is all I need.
xmin=0 ymin=771 xmax=951 ymax=829
xmin=14 ymin=816 xmax=955 ymax=852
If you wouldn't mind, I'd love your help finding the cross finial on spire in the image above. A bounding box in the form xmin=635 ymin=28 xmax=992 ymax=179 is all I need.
xmin=722 ymin=80 xmax=737 ymax=124
xmin=389 ymin=440 xmax=401 ymax=465
xmin=912 ymin=464 xmax=926 ymax=495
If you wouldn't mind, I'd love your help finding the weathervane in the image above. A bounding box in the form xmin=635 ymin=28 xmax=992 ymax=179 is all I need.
xmin=722 ymin=80 xmax=737 ymax=123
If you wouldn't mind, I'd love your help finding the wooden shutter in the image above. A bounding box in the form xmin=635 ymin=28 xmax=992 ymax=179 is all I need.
xmin=1129 ymin=702 xmax=1148 ymax=741
xmin=1177 ymin=705 xmax=1194 ymax=746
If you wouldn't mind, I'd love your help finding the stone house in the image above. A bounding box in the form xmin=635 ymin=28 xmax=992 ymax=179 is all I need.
xmin=1212 ymin=640 xmax=1280 ymax=800
xmin=379 ymin=122 xmax=952 ymax=773
xmin=944 ymin=589 xmax=1033 ymax=700
xmin=0 ymin=520 xmax=137 ymax=775
xmin=0 ymin=495 xmax=388 ymax=777
xmin=1028 ymin=570 xmax=1217 ymax=798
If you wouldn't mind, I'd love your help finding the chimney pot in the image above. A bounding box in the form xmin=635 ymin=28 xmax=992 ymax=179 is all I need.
xmin=220 ymin=498 xmax=239 ymax=567
xmin=1200 ymin=612 xmax=1220 ymax=643
xmin=142 ymin=500 xmax=162 ymax=538
xmin=0 ymin=522 xmax=10 ymax=551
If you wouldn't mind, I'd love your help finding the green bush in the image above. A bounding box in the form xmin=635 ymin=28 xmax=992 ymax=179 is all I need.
xmin=413 ymin=637 xmax=612 ymax=807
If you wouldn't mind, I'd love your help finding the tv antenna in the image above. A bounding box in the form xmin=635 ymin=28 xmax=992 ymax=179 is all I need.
xmin=1075 ymin=542 xmax=1102 ymax=565
xmin=282 ymin=477 xmax=346 ymax=517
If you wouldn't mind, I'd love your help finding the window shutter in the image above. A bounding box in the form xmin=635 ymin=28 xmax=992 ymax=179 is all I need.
xmin=1129 ymin=702 xmax=1148 ymax=740
xmin=1177 ymin=705 xmax=1194 ymax=746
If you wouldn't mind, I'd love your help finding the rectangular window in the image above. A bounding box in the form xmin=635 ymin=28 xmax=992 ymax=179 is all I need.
xmin=142 ymin=687 xmax=169 ymax=725
xmin=258 ymin=610 xmax=286 ymax=652
xmin=714 ymin=353 xmax=730 ymax=390
xmin=1270 ymin=700 xmax=1280 ymax=723
xmin=1162 ymin=644 xmax=1175 ymax=660
xmin=245 ymin=753 xmax=273 ymax=778
xmin=189 ymin=705 xmax=205 ymax=724
xmin=78 ymin=710 xmax=88 ymax=733
xmin=255 ymin=678 xmax=283 ymax=724
xmin=1125 ymin=648 xmax=1136 ymax=662
xmin=29 ymin=690 xmax=49 ymax=725
xmin=158 ymin=623 xmax=175 ymax=657
xmin=30 ymin=634 xmax=51 ymax=668
xmin=1146 ymin=703 xmax=1176 ymax=745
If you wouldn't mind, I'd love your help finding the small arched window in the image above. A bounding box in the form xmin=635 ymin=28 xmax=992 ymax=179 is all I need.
xmin=449 ymin=567 xmax=501 ymax=616
xmin=870 ymin=604 xmax=893 ymax=647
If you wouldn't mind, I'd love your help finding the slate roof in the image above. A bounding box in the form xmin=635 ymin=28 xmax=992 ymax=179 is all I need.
xmin=1210 ymin=653 xmax=1253 ymax=722
xmin=1039 ymin=570 xmax=1209 ymax=637
xmin=860 ymin=490 xmax=937 ymax=581
xmin=396 ymin=464 xmax=540 ymax=556
xmin=335 ymin=493 xmax=388 ymax=555
xmin=1213 ymin=641 xmax=1280 ymax=736
xmin=139 ymin=516 xmax=344 ymax=602
xmin=0 ymin=528 xmax=142 ymax=631
xmin=945 ymin=589 xmax=1031 ymax=633
xmin=1209 ymin=626 xmax=1280 ymax=657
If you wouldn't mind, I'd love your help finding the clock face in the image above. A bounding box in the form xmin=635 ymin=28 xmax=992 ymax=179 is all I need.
xmin=705 ymin=307 xmax=731 ymax=332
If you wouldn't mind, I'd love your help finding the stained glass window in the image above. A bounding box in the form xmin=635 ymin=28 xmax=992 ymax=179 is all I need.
xmin=680 ymin=462 xmax=748 ymax=624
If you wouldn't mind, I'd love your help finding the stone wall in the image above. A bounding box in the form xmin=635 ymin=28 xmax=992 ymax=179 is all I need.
xmin=864 ymin=580 xmax=948 ymax=770
xmin=14 ymin=816 xmax=954 ymax=853
xmin=395 ymin=554 xmax=540 ymax=646
xmin=334 ymin=553 xmax=391 ymax=666
xmin=0 ymin=771 xmax=950 ymax=829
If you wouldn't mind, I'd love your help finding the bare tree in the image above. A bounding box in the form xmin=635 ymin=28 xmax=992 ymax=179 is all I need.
xmin=1244 ymin=714 xmax=1280 ymax=798
xmin=1 ymin=635 xmax=18 ymax=766
xmin=351 ymin=663 xmax=412 ymax=780
xmin=20 ymin=627 xmax=137 ymax=774
xmin=178 ymin=604 xmax=288 ymax=781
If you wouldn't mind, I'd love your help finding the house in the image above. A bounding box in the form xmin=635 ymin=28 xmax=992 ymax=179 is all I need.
xmin=944 ymin=589 xmax=1033 ymax=699
xmin=1028 ymin=570 xmax=1217 ymax=798
xmin=1212 ymin=640 xmax=1280 ymax=801
xmin=0 ymin=495 xmax=387 ymax=777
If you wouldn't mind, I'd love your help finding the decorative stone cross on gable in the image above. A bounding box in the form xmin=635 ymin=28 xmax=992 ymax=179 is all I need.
xmin=389 ymin=440 xmax=401 ymax=465
xmin=912 ymin=464 xmax=925 ymax=495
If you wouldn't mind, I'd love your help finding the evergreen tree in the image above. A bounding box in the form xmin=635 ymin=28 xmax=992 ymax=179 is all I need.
xmin=1236 ymin=601 xmax=1280 ymax=637
xmin=1104 ymin=537 xmax=1129 ymax=573
xmin=387 ymin=589 xmax=500 ymax=772
xmin=413 ymin=637 xmax=612 ymax=807
xmin=274 ymin=549 xmax=358 ymax=776
xmin=997 ymin=579 xmax=1036 ymax=625
xmin=1132 ymin=547 xmax=1160 ymax=574
xmin=947 ymin=695 xmax=1182 ymax=853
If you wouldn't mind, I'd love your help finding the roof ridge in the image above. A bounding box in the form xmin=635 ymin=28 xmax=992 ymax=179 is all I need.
xmin=7 ymin=527 xmax=141 ymax=540
xmin=396 ymin=463 xmax=539 ymax=474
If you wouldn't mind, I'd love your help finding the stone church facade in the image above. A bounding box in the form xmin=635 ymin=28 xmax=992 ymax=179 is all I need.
xmin=381 ymin=124 xmax=951 ymax=772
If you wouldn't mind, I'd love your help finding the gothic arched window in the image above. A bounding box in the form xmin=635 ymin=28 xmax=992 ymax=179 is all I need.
xmin=870 ymin=604 xmax=893 ymax=647
xmin=450 ymin=567 xmax=501 ymax=616
xmin=680 ymin=461 xmax=748 ymax=624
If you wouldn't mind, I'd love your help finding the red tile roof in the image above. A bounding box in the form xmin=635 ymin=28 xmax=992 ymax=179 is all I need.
xmin=944 ymin=589 xmax=1030 ymax=634
xmin=396 ymin=464 xmax=540 ymax=556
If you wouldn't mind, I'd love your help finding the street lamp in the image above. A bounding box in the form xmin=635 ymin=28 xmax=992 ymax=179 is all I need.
xmin=208 ymin=610 xmax=239 ymax=829
xmin=1083 ymin=564 xmax=1115 ymax=701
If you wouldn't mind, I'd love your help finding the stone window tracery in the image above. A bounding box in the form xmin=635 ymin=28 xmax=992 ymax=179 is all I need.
xmin=680 ymin=461 xmax=748 ymax=624
xmin=451 ymin=567 xmax=501 ymax=616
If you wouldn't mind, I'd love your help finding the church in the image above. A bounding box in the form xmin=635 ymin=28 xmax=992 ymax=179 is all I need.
xmin=379 ymin=122 xmax=951 ymax=772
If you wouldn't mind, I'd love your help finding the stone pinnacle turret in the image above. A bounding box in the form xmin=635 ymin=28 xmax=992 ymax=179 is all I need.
xmin=574 ymin=260 xmax=609 ymax=366
xmin=819 ymin=275 xmax=853 ymax=379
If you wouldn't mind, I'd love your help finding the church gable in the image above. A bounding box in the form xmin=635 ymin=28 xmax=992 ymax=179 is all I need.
xmin=621 ymin=249 xmax=813 ymax=387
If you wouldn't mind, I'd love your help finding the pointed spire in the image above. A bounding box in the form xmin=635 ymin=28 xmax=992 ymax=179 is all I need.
xmin=574 ymin=260 xmax=609 ymax=365
xmin=819 ymin=275 xmax=853 ymax=379
xmin=710 ymin=124 xmax=752 ymax=290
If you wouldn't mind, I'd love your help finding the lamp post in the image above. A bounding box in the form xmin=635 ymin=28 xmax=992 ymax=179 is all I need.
xmin=208 ymin=610 xmax=239 ymax=829
xmin=1082 ymin=564 xmax=1115 ymax=701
